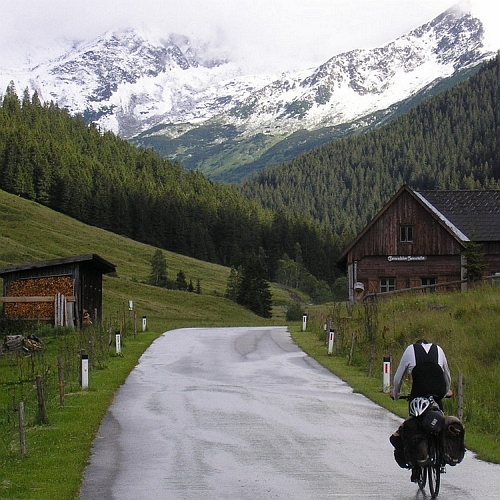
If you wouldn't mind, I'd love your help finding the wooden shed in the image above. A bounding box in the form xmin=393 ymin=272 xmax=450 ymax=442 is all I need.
xmin=0 ymin=254 xmax=116 ymax=328
xmin=338 ymin=185 xmax=500 ymax=302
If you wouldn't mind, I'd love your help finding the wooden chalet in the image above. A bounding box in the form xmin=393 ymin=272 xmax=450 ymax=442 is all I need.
xmin=0 ymin=254 xmax=116 ymax=328
xmin=338 ymin=185 xmax=500 ymax=302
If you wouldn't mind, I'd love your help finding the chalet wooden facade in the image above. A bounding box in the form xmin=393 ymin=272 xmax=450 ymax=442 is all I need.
xmin=0 ymin=254 xmax=116 ymax=328
xmin=338 ymin=185 xmax=500 ymax=302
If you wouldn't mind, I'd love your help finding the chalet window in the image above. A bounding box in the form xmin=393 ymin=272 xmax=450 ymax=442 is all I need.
xmin=400 ymin=225 xmax=413 ymax=242
xmin=380 ymin=277 xmax=396 ymax=293
xmin=421 ymin=277 xmax=437 ymax=293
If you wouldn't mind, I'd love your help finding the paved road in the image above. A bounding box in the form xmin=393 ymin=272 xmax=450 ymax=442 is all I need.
xmin=80 ymin=326 xmax=500 ymax=499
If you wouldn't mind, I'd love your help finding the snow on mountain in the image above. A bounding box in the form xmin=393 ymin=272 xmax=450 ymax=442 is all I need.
xmin=0 ymin=4 xmax=497 ymax=147
xmin=1 ymin=28 xmax=272 ymax=138
xmin=217 ymin=6 xmax=493 ymax=137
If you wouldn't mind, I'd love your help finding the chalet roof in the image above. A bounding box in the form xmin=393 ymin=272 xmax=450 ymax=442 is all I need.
xmin=417 ymin=190 xmax=500 ymax=241
xmin=0 ymin=254 xmax=116 ymax=277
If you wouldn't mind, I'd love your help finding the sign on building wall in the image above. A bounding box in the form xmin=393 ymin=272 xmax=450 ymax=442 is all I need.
xmin=387 ymin=255 xmax=427 ymax=262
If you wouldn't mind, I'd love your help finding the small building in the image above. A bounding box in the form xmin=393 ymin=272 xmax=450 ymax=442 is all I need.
xmin=0 ymin=254 xmax=116 ymax=328
xmin=337 ymin=185 xmax=500 ymax=302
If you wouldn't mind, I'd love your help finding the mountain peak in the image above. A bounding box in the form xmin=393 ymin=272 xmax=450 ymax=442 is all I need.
xmin=0 ymin=7 xmax=497 ymax=176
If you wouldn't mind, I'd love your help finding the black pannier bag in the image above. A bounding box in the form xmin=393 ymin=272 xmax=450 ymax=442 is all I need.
xmin=441 ymin=416 xmax=465 ymax=466
xmin=421 ymin=408 xmax=445 ymax=434
xmin=389 ymin=430 xmax=408 ymax=469
xmin=400 ymin=417 xmax=429 ymax=467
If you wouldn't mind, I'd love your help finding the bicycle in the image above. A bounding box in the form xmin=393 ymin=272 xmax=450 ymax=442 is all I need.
xmin=400 ymin=394 xmax=446 ymax=499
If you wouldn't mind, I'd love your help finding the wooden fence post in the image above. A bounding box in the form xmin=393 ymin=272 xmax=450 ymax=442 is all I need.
xmin=19 ymin=401 xmax=26 ymax=456
xmin=90 ymin=337 xmax=95 ymax=370
xmin=348 ymin=332 xmax=356 ymax=366
xmin=36 ymin=375 xmax=48 ymax=424
xmin=58 ymin=355 xmax=65 ymax=406
xmin=367 ymin=344 xmax=375 ymax=377
xmin=457 ymin=374 xmax=464 ymax=421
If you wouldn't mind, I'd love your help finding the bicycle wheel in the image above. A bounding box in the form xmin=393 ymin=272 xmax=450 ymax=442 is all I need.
xmin=427 ymin=439 xmax=441 ymax=498
xmin=417 ymin=466 xmax=427 ymax=491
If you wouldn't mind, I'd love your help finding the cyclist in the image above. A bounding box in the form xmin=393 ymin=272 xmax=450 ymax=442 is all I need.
xmin=389 ymin=339 xmax=452 ymax=481
xmin=391 ymin=339 xmax=452 ymax=405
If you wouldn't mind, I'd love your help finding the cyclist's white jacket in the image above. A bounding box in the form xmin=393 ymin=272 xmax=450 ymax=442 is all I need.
xmin=393 ymin=342 xmax=451 ymax=400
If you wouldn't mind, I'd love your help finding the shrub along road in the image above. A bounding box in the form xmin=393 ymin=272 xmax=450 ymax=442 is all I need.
xmin=80 ymin=327 xmax=500 ymax=499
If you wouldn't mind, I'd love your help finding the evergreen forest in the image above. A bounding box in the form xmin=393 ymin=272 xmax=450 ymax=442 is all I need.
xmin=1 ymin=54 xmax=500 ymax=301
xmin=239 ymin=54 xmax=500 ymax=237
xmin=0 ymin=83 xmax=342 ymax=294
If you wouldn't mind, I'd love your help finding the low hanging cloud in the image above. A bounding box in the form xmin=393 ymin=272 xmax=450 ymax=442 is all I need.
xmin=1 ymin=0 xmax=496 ymax=73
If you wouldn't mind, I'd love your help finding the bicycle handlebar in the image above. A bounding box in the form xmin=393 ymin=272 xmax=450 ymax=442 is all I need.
xmin=396 ymin=391 xmax=453 ymax=401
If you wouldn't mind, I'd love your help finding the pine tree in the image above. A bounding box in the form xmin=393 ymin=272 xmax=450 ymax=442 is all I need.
xmin=149 ymin=250 xmax=168 ymax=287
xmin=176 ymin=270 xmax=188 ymax=291
xmin=463 ymin=238 xmax=487 ymax=282
xmin=236 ymin=255 xmax=272 ymax=318
xmin=225 ymin=267 xmax=240 ymax=301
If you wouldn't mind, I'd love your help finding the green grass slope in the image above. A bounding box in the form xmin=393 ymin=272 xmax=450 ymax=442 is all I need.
xmin=0 ymin=188 xmax=294 ymax=326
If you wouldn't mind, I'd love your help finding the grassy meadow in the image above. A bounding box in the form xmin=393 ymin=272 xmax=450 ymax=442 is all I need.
xmin=1 ymin=188 xmax=500 ymax=500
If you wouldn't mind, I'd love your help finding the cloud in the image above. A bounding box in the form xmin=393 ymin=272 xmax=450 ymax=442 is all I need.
xmin=467 ymin=0 xmax=500 ymax=48
xmin=2 ymin=0 xmax=492 ymax=73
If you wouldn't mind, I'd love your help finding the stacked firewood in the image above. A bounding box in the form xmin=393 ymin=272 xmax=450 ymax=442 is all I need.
xmin=5 ymin=276 xmax=74 ymax=319
xmin=1 ymin=334 xmax=43 ymax=353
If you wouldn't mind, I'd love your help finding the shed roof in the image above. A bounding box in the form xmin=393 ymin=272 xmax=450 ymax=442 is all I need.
xmin=0 ymin=254 xmax=116 ymax=277
xmin=417 ymin=190 xmax=500 ymax=241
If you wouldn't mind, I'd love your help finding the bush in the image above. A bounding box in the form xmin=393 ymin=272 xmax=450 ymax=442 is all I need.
xmin=286 ymin=302 xmax=304 ymax=321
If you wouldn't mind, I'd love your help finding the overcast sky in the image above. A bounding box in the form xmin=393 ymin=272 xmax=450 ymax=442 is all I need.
xmin=1 ymin=0 xmax=496 ymax=73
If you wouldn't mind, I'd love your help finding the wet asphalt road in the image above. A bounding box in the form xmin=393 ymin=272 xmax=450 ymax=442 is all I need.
xmin=79 ymin=326 xmax=500 ymax=499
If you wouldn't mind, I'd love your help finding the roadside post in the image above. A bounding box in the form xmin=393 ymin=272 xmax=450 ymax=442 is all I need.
xmin=142 ymin=315 xmax=147 ymax=332
xmin=383 ymin=356 xmax=391 ymax=393
xmin=302 ymin=314 xmax=307 ymax=331
xmin=328 ymin=329 xmax=335 ymax=355
xmin=116 ymin=333 xmax=122 ymax=355
xmin=128 ymin=300 xmax=133 ymax=321
xmin=81 ymin=352 xmax=89 ymax=389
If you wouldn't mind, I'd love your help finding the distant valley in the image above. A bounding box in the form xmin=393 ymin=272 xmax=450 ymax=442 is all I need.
xmin=1 ymin=5 xmax=497 ymax=182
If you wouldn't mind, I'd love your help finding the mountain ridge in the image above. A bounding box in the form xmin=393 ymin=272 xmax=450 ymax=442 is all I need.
xmin=1 ymin=4 xmax=497 ymax=181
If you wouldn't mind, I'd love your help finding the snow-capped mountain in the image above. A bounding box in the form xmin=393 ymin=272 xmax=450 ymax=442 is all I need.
xmin=225 ymin=7 xmax=490 ymax=135
xmin=2 ymin=29 xmax=267 ymax=138
xmin=0 ymin=4 xmax=497 ymax=180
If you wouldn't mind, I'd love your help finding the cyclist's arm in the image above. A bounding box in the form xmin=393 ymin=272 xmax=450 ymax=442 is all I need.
xmin=393 ymin=345 xmax=415 ymax=399
xmin=439 ymin=347 xmax=452 ymax=393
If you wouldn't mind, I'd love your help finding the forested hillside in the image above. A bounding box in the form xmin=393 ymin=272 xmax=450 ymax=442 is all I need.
xmin=0 ymin=83 xmax=342 ymax=289
xmin=239 ymin=55 xmax=500 ymax=236
xmin=2 ymin=54 xmax=499 ymax=295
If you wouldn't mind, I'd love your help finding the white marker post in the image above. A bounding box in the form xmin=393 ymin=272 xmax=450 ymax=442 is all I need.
xmin=81 ymin=353 xmax=89 ymax=390
xmin=302 ymin=314 xmax=307 ymax=332
xmin=383 ymin=356 xmax=391 ymax=393
xmin=116 ymin=333 xmax=122 ymax=355
xmin=328 ymin=329 xmax=335 ymax=355
xmin=142 ymin=315 xmax=147 ymax=332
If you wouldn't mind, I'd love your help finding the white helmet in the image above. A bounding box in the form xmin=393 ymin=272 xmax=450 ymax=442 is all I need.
xmin=409 ymin=397 xmax=430 ymax=417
